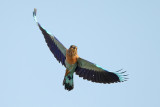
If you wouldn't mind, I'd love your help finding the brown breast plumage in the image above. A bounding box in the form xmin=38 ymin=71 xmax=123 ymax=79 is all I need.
xmin=66 ymin=49 xmax=79 ymax=64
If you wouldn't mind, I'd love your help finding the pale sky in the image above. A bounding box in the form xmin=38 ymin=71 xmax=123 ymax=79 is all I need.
xmin=0 ymin=0 xmax=160 ymax=107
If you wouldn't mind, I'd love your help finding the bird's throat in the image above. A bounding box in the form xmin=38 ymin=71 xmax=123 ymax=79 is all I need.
xmin=66 ymin=49 xmax=78 ymax=64
xmin=67 ymin=49 xmax=77 ymax=57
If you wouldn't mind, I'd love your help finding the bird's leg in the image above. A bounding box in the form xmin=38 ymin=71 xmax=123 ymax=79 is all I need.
xmin=65 ymin=69 xmax=70 ymax=76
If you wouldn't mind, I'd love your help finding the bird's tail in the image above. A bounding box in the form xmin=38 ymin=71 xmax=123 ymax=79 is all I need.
xmin=63 ymin=70 xmax=74 ymax=91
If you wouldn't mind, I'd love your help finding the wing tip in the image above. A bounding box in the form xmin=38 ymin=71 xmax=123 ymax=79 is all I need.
xmin=34 ymin=8 xmax=37 ymax=15
xmin=33 ymin=8 xmax=38 ymax=23
xmin=114 ymin=69 xmax=129 ymax=82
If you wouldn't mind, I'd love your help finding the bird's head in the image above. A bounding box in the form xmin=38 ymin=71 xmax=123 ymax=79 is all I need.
xmin=69 ymin=45 xmax=77 ymax=51
xmin=68 ymin=45 xmax=78 ymax=56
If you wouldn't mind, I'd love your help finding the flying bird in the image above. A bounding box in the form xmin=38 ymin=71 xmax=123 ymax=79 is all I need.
xmin=33 ymin=8 xmax=128 ymax=91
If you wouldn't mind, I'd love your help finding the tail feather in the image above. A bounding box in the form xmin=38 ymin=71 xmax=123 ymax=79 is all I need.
xmin=63 ymin=73 xmax=74 ymax=91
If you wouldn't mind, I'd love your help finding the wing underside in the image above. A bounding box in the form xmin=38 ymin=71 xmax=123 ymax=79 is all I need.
xmin=33 ymin=8 xmax=66 ymax=66
xmin=75 ymin=58 xmax=128 ymax=83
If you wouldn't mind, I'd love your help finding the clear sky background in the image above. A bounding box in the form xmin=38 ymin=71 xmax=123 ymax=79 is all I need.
xmin=0 ymin=0 xmax=160 ymax=107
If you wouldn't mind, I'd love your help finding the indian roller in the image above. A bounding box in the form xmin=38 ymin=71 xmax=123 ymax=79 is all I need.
xmin=33 ymin=8 xmax=128 ymax=91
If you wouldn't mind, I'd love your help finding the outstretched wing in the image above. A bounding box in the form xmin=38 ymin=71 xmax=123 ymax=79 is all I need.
xmin=33 ymin=8 xmax=66 ymax=66
xmin=75 ymin=57 xmax=127 ymax=84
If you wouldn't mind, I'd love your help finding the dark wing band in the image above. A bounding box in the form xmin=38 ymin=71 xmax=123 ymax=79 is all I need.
xmin=33 ymin=8 xmax=66 ymax=66
xmin=75 ymin=57 xmax=127 ymax=84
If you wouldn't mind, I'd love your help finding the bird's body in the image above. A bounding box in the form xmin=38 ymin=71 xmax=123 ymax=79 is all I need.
xmin=63 ymin=46 xmax=79 ymax=90
xmin=33 ymin=8 xmax=128 ymax=91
